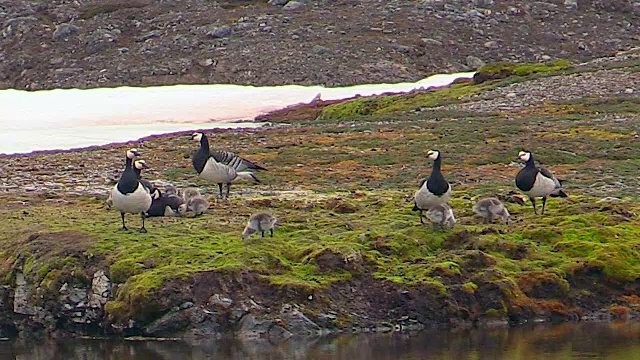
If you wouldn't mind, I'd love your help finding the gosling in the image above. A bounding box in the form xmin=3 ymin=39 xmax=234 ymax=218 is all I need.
xmin=473 ymin=197 xmax=510 ymax=224
xmin=182 ymin=187 xmax=202 ymax=203
xmin=425 ymin=203 xmax=455 ymax=230
xmin=164 ymin=185 xmax=178 ymax=196
xmin=242 ymin=212 xmax=278 ymax=239
xmin=178 ymin=196 xmax=210 ymax=217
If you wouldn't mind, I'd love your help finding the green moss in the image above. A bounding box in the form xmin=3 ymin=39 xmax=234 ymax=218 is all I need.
xmin=478 ymin=59 xmax=572 ymax=77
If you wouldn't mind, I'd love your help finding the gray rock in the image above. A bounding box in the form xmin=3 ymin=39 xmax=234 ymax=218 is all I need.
xmin=312 ymin=45 xmax=331 ymax=54
xmin=13 ymin=272 xmax=36 ymax=315
xmin=238 ymin=314 xmax=293 ymax=342
xmin=422 ymin=38 xmax=443 ymax=46
xmin=52 ymin=23 xmax=78 ymax=41
xmin=89 ymin=270 xmax=111 ymax=308
xmin=136 ymin=30 xmax=162 ymax=42
xmin=283 ymin=1 xmax=306 ymax=10
xmin=466 ymin=55 xmax=485 ymax=69
xmin=208 ymin=294 xmax=233 ymax=309
xmin=87 ymin=29 xmax=118 ymax=54
xmin=564 ymin=0 xmax=578 ymax=9
xmin=280 ymin=308 xmax=321 ymax=335
xmin=205 ymin=25 xmax=232 ymax=38
xmin=484 ymin=40 xmax=499 ymax=49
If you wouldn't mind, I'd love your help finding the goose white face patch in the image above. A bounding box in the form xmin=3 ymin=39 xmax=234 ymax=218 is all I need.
xmin=427 ymin=150 xmax=439 ymax=160
xmin=127 ymin=148 xmax=140 ymax=159
xmin=518 ymin=151 xmax=531 ymax=162
xmin=134 ymin=160 xmax=147 ymax=170
xmin=192 ymin=132 xmax=203 ymax=142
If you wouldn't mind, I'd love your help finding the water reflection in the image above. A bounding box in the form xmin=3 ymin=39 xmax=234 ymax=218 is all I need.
xmin=1 ymin=322 xmax=638 ymax=360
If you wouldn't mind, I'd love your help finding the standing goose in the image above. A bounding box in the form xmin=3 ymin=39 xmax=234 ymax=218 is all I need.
xmin=111 ymin=149 xmax=153 ymax=232
xmin=191 ymin=132 xmax=266 ymax=198
xmin=133 ymin=159 xmax=155 ymax=192
xmin=515 ymin=150 xmax=567 ymax=215
xmin=413 ymin=149 xmax=451 ymax=224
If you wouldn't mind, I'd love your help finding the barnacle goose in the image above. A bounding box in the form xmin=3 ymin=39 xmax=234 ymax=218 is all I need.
xmin=515 ymin=150 xmax=567 ymax=215
xmin=191 ymin=132 xmax=267 ymax=198
xmin=145 ymin=188 xmax=184 ymax=217
xmin=110 ymin=149 xmax=153 ymax=232
xmin=412 ymin=149 xmax=451 ymax=224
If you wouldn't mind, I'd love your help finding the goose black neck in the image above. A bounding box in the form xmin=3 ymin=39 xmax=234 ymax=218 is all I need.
xmin=524 ymin=155 xmax=535 ymax=167
xmin=125 ymin=156 xmax=133 ymax=169
xmin=200 ymin=134 xmax=210 ymax=152
xmin=432 ymin=156 xmax=442 ymax=172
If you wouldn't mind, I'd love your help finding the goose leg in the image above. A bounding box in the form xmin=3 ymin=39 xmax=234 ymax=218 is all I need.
xmin=217 ymin=183 xmax=224 ymax=198
xmin=419 ymin=210 xmax=425 ymax=224
xmin=139 ymin=212 xmax=147 ymax=233
xmin=529 ymin=197 xmax=537 ymax=215
xmin=225 ymin=183 xmax=231 ymax=198
xmin=261 ymin=231 xmax=265 ymax=238
xmin=270 ymin=229 xmax=274 ymax=237
xmin=541 ymin=197 xmax=547 ymax=215
xmin=120 ymin=212 xmax=128 ymax=231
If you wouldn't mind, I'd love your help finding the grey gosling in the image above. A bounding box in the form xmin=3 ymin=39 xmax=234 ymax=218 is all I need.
xmin=242 ymin=212 xmax=278 ymax=239
xmin=182 ymin=187 xmax=202 ymax=203
xmin=164 ymin=185 xmax=178 ymax=196
xmin=515 ymin=150 xmax=567 ymax=215
xmin=178 ymin=196 xmax=210 ymax=217
xmin=473 ymin=197 xmax=510 ymax=224
xmin=425 ymin=203 xmax=456 ymax=230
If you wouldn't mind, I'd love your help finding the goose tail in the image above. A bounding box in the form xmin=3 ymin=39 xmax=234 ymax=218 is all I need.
xmin=550 ymin=189 xmax=568 ymax=198
xmin=235 ymin=171 xmax=262 ymax=183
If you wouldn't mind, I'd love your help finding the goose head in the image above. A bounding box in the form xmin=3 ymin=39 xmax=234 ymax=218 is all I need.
xmin=134 ymin=159 xmax=148 ymax=170
xmin=426 ymin=149 xmax=440 ymax=161
xmin=151 ymin=188 xmax=162 ymax=200
xmin=191 ymin=132 xmax=204 ymax=142
xmin=126 ymin=148 xmax=140 ymax=159
xmin=517 ymin=150 xmax=532 ymax=162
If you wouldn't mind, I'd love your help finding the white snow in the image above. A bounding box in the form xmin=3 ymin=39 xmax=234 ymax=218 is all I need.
xmin=0 ymin=72 xmax=474 ymax=155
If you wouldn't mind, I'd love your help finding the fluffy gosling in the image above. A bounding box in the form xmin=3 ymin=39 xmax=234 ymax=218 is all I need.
xmin=178 ymin=196 xmax=210 ymax=217
xmin=242 ymin=212 xmax=278 ymax=240
xmin=473 ymin=197 xmax=510 ymax=224
xmin=425 ymin=204 xmax=456 ymax=230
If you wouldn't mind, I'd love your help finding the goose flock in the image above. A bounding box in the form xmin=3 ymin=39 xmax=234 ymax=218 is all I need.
xmin=109 ymin=131 xmax=567 ymax=235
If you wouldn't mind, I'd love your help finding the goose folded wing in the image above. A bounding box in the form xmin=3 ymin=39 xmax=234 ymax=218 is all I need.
xmin=538 ymin=166 xmax=562 ymax=187
xmin=212 ymin=150 xmax=266 ymax=171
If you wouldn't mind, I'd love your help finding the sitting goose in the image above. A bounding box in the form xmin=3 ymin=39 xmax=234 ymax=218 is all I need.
xmin=145 ymin=189 xmax=184 ymax=217
xmin=473 ymin=197 xmax=510 ymax=224
xmin=515 ymin=150 xmax=567 ymax=215
xmin=191 ymin=132 xmax=267 ymax=198
xmin=413 ymin=149 xmax=451 ymax=224
xmin=110 ymin=149 xmax=153 ymax=232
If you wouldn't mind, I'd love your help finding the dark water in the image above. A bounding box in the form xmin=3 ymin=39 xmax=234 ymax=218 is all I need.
xmin=1 ymin=322 xmax=639 ymax=360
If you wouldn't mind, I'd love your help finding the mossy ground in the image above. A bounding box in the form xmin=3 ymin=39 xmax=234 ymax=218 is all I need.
xmin=0 ymin=59 xmax=639 ymax=327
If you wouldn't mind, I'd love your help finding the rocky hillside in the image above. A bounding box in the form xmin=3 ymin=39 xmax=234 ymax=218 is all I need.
xmin=1 ymin=0 xmax=639 ymax=90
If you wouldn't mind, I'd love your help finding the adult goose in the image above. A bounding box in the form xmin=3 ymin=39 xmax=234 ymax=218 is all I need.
xmin=145 ymin=188 xmax=184 ymax=217
xmin=111 ymin=149 xmax=153 ymax=232
xmin=413 ymin=149 xmax=451 ymax=224
xmin=191 ymin=132 xmax=267 ymax=198
xmin=133 ymin=159 xmax=155 ymax=192
xmin=515 ymin=150 xmax=567 ymax=215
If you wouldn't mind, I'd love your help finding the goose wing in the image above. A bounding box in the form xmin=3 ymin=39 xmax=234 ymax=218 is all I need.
xmin=538 ymin=166 xmax=562 ymax=188
xmin=211 ymin=150 xmax=267 ymax=171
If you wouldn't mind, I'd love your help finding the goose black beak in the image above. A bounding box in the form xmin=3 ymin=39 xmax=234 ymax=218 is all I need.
xmin=132 ymin=150 xmax=141 ymax=157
